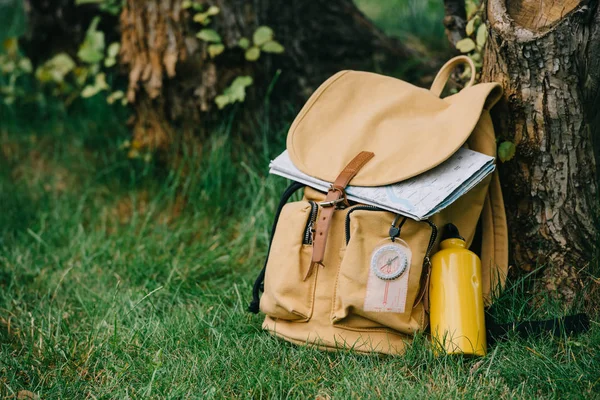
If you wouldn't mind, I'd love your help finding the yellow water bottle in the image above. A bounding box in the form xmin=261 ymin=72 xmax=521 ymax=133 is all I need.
xmin=429 ymin=223 xmax=487 ymax=356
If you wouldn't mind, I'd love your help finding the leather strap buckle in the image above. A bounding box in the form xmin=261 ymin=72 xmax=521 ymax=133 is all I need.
xmin=319 ymin=197 xmax=346 ymax=208
xmin=319 ymin=185 xmax=349 ymax=208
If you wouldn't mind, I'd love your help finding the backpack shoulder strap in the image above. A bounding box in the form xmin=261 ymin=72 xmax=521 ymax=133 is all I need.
xmin=480 ymin=170 xmax=509 ymax=303
xmin=248 ymin=181 xmax=305 ymax=313
xmin=486 ymin=312 xmax=590 ymax=345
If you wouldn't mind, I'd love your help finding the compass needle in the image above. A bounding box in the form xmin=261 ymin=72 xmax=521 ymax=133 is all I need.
xmin=371 ymin=245 xmax=409 ymax=280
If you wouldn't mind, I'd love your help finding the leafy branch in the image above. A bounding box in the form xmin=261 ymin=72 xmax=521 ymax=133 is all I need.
xmin=189 ymin=1 xmax=285 ymax=109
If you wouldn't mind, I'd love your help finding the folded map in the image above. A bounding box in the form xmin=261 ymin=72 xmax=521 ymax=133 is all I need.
xmin=269 ymin=148 xmax=495 ymax=221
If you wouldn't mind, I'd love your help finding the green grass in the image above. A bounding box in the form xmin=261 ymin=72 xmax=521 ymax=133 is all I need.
xmin=0 ymin=97 xmax=599 ymax=399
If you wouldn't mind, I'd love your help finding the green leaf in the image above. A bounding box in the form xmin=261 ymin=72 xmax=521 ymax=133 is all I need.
xmin=81 ymin=72 xmax=109 ymax=97
xmin=476 ymin=24 xmax=488 ymax=48
xmin=466 ymin=0 xmax=478 ymax=19
xmin=95 ymin=72 xmax=109 ymax=89
xmin=253 ymin=26 xmax=273 ymax=46
xmin=192 ymin=2 xmax=204 ymax=11
xmin=18 ymin=57 xmax=32 ymax=73
xmin=498 ymin=141 xmax=516 ymax=162
xmin=104 ymin=42 xmax=120 ymax=67
xmin=106 ymin=90 xmax=124 ymax=104
xmin=245 ymin=47 xmax=260 ymax=61
xmin=81 ymin=85 xmax=99 ymax=98
xmin=206 ymin=6 xmax=220 ymax=16
xmin=35 ymin=53 xmax=76 ymax=83
xmin=181 ymin=0 xmax=193 ymax=9
xmin=466 ymin=20 xmax=475 ymax=37
xmin=107 ymin=42 xmax=120 ymax=58
xmin=193 ymin=13 xmax=211 ymax=25
xmin=208 ymin=43 xmax=225 ymax=58
xmin=469 ymin=52 xmax=481 ymax=62
xmin=456 ymin=38 xmax=476 ymax=53
xmin=261 ymin=40 xmax=284 ymax=54
xmin=193 ymin=7 xmax=218 ymax=25
xmin=215 ymin=94 xmax=229 ymax=109
xmin=99 ymin=1 xmax=122 ymax=16
xmin=465 ymin=16 xmax=480 ymax=36
xmin=196 ymin=29 xmax=222 ymax=43
xmin=238 ymin=37 xmax=250 ymax=49
xmin=228 ymin=76 xmax=252 ymax=96
xmin=77 ymin=17 xmax=106 ymax=64
xmin=215 ymin=75 xmax=253 ymax=109
xmin=468 ymin=53 xmax=482 ymax=68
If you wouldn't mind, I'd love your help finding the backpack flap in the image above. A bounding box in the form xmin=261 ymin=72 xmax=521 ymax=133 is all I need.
xmin=286 ymin=63 xmax=502 ymax=187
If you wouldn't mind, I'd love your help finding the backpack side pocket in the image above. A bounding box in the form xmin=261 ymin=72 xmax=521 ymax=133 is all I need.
xmin=331 ymin=209 xmax=434 ymax=334
xmin=260 ymin=201 xmax=319 ymax=322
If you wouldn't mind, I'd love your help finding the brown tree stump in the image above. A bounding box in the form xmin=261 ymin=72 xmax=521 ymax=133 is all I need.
xmin=482 ymin=0 xmax=600 ymax=305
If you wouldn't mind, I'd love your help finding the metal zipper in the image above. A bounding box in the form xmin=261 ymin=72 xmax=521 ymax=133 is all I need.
xmin=345 ymin=205 xmax=385 ymax=245
xmin=413 ymin=220 xmax=438 ymax=310
xmin=302 ymin=201 xmax=319 ymax=245
xmin=345 ymin=206 xmax=438 ymax=255
xmin=421 ymin=220 xmax=438 ymax=262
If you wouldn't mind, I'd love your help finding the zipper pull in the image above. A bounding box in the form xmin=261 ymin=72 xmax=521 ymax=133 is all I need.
xmin=306 ymin=220 xmax=315 ymax=244
xmin=389 ymin=214 xmax=408 ymax=242
xmin=303 ymin=201 xmax=319 ymax=245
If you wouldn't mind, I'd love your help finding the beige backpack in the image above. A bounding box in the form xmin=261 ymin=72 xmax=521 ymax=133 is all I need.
xmin=248 ymin=56 xmax=509 ymax=355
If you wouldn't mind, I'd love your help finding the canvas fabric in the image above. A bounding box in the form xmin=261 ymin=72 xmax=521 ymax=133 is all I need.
xmin=258 ymin=56 xmax=508 ymax=355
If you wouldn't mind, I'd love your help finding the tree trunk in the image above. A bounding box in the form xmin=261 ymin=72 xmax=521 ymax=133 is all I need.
xmin=118 ymin=0 xmax=426 ymax=150
xmin=481 ymin=0 xmax=600 ymax=304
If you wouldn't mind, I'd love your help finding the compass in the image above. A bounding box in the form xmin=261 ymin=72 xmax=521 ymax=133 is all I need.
xmin=370 ymin=243 xmax=410 ymax=280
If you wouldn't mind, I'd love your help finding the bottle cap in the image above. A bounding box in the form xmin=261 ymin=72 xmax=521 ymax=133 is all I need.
xmin=441 ymin=223 xmax=465 ymax=241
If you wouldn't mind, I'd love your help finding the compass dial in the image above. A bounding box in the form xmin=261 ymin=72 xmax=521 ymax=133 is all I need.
xmin=370 ymin=244 xmax=409 ymax=280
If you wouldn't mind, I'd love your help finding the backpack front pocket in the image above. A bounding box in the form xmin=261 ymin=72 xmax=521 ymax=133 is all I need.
xmin=331 ymin=208 xmax=435 ymax=334
xmin=260 ymin=200 xmax=319 ymax=321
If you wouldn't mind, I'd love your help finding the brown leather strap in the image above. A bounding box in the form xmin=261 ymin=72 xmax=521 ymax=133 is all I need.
xmin=304 ymin=151 xmax=374 ymax=280
xmin=414 ymin=259 xmax=431 ymax=313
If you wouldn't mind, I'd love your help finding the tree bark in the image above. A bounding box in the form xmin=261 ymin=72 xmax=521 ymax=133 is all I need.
xmin=118 ymin=0 xmax=426 ymax=150
xmin=443 ymin=0 xmax=468 ymax=47
xmin=482 ymin=0 xmax=600 ymax=304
